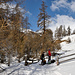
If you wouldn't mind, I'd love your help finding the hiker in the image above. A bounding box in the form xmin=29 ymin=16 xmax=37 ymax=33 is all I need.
xmin=48 ymin=49 xmax=51 ymax=62
xmin=40 ymin=52 xmax=45 ymax=65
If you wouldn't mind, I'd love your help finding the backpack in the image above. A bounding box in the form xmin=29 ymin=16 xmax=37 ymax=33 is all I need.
xmin=40 ymin=55 xmax=42 ymax=59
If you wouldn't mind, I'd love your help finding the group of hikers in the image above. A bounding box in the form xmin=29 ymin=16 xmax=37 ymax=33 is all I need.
xmin=40 ymin=49 xmax=51 ymax=65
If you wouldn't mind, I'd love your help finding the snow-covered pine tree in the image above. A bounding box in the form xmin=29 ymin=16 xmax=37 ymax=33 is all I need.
xmin=62 ymin=25 xmax=66 ymax=37
xmin=67 ymin=26 xmax=71 ymax=35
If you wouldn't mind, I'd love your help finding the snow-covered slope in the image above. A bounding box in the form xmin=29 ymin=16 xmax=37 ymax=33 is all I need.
xmin=55 ymin=34 xmax=75 ymax=75
xmin=60 ymin=34 xmax=75 ymax=51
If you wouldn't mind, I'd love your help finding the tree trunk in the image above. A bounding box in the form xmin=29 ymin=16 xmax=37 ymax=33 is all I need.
xmin=8 ymin=54 xmax=10 ymax=66
xmin=25 ymin=55 xmax=28 ymax=66
xmin=43 ymin=13 xmax=45 ymax=34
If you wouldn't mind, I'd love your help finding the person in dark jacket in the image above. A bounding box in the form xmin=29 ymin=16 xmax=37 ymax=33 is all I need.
xmin=41 ymin=52 xmax=44 ymax=65
xmin=48 ymin=49 xmax=51 ymax=62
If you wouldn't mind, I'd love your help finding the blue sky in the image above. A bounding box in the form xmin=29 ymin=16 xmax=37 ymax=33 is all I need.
xmin=24 ymin=0 xmax=54 ymax=31
xmin=22 ymin=0 xmax=75 ymax=32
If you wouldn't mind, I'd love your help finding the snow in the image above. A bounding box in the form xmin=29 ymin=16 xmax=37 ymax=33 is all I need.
xmin=0 ymin=34 xmax=75 ymax=75
xmin=20 ymin=28 xmax=32 ymax=33
xmin=55 ymin=60 xmax=75 ymax=75
xmin=61 ymin=34 xmax=75 ymax=50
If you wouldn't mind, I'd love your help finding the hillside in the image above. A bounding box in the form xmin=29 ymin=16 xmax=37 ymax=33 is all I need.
xmin=0 ymin=34 xmax=75 ymax=75
xmin=60 ymin=34 xmax=75 ymax=50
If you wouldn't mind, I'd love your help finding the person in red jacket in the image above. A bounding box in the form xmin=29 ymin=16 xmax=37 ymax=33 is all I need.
xmin=48 ymin=49 xmax=51 ymax=62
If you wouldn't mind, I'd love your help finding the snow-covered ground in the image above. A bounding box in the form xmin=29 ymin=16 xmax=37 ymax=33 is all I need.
xmin=0 ymin=34 xmax=75 ymax=75
xmin=60 ymin=34 xmax=75 ymax=50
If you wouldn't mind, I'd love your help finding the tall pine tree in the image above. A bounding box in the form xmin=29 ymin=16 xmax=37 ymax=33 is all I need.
xmin=67 ymin=26 xmax=71 ymax=35
xmin=62 ymin=25 xmax=66 ymax=37
xmin=37 ymin=1 xmax=51 ymax=34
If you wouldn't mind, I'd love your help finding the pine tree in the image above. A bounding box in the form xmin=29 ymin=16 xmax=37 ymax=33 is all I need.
xmin=67 ymin=26 xmax=71 ymax=35
xmin=73 ymin=29 xmax=75 ymax=34
xmin=37 ymin=1 xmax=51 ymax=34
xmin=22 ymin=16 xmax=31 ymax=33
xmin=62 ymin=25 xmax=66 ymax=37
xmin=67 ymin=37 xmax=71 ymax=43
xmin=54 ymin=27 xmax=59 ymax=39
xmin=58 ymin=25 xmax=63 ymax=38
